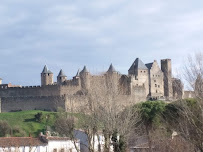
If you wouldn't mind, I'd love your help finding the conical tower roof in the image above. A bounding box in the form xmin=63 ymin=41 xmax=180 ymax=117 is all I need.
xmin=107 ymin=64 xmax=116 ymax=73
xmin=42 ymin=65 xmax=53 ymax=74
xmin=129 ymin=58 xmax=148 ymax=71
xmin=75 ymin=69 xmax=80 ymax=77
xmin=58 ymin=69 xmax=67 ymax=77
xmin=80 ymin=66 xmax=88 ymax=73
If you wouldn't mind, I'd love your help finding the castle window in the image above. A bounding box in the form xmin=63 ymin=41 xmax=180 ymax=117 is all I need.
xmin=141 ymin=71 xmax=142 ymax=73
xmin=48 ymin=73 xmax=50 ymax=76
xmin=154 ymin=80 xmax=156 ymax=82
xmin=155 ymin=84 xmax=157 ymax=87
xmin=158 ymin=85 xmax=160 ymax=88
xmin=153 ymin=75 xmax=154 ymax=77
xmin=156 ymin=90 xmax=158 ymax=93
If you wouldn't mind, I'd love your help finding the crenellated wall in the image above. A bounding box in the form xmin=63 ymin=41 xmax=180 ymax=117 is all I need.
xmin=0 ymin=84 xmax=81 ymax=98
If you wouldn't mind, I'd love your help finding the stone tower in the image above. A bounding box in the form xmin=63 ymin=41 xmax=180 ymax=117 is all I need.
xmin=79 ymin=66 xmax=90 ymax=90
xmin=128 ymin=58 xmax=149 ymax=96
xmin=57 ymin=69 xmax=67 ymax=85
xmin=161 ymin=59 xmax=172 ymax=99
xmin=41 ymin=65 xmax=53 ymax=86
xmin=145 ymin=60 xmax=164 ymax=99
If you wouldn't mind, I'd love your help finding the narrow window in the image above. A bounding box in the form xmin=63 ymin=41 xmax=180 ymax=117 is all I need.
xmin=154 ymin=80 xmax=156 ymax=82
xmin=156 ymin=90 xmax=158 ymax=93
xmin=155 ymin=84 xmax=157 ymax=87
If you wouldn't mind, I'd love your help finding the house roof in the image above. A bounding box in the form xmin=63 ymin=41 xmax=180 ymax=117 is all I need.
xmin=47 ymin=137 xmax=71 ymax=141
xmin=107 ymin=64 xmax=116 ymax=73
xmin=129 ymin=58 xmax=148 ymax=72
xmin=58 ymin=69 xmax=67 ymax=77
xmin=0 ymin=137 xmax=46 ymax=147
xmin=42 ymin=65 xmax=53 ymax=74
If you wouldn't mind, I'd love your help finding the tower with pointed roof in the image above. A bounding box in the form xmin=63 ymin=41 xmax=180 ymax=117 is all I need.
xmin=128 ymin=58 xmax=149 ymax=96
xmin=79 ymin=66 xmax=90 ymax=89
xmin=41 ymin=65 xmax=53 ymax=86
xmin=107 ymin=64 xmax=117 ymax=74
xmin=57 ymin=69 xmax=67 ymax=85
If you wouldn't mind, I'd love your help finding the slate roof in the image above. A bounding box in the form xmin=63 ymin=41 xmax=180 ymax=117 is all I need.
xmin=42 ymin=65 xmax=53 ymax=74
xmin=129 ymin=58 xmax=148 ymax=71
xmin=75 ymin=69 xmax=80 ymax=77
xmin=58 ymin=69 xmax=67 ymax=77
xmin=80 ymin=66 xmax=88 ymax=73
xmin=107 ymin=64 xmax=116 ymax=73
xmin=145 ymin=63 xmax=153 ymax=70
xmin=0 ymin=137 xmax=46 ymax=147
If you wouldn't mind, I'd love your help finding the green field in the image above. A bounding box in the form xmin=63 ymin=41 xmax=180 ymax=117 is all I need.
xmin=0 ymin=110 xmax=87 ymax=137
xmin=0 ymin=110 xmax=57 ymax=137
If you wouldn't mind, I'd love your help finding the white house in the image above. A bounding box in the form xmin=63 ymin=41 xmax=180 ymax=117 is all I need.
xmin=0 ymin=136 xmax=80 ymax=152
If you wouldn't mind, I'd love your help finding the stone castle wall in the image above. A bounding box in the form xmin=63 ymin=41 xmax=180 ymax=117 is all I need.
xmin=1 ymin=95 xmax=66 ymax=112
xmin=0 ymin=84 xmax=81 ymax=97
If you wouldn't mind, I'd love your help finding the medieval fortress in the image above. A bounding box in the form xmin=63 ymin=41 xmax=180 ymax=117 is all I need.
xmin=0 ymin=58 xmax=185 ymax=113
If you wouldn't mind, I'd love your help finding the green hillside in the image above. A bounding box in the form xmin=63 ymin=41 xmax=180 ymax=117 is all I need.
xmin=0 ymin=110 xmax=58 ymax=137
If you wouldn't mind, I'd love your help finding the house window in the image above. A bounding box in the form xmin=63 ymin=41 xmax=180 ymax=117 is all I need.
xmin=154 ymin=80 xmax=156 ymax=82
xmin=144 ymin=71 xmax=145 ymax=73
xmin=155 ymin=84 xmax=157 ymax=87
xmin=60 ymin=149 xmax=65 ymax=152
xmin=156 ymin=90 xmax=158 ymax=93
xmin=158 ymin=85 xmax=160 ymax=88
xmin=141 ymin=71 xmax=142 ymax=73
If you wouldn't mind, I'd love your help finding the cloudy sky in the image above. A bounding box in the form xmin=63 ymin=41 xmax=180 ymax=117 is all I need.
xmin=0 ymin=0 xmax=202 ymax=85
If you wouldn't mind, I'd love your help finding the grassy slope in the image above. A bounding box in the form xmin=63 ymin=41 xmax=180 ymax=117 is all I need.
xmin=0 ymin=110 xmax=57 ymax=137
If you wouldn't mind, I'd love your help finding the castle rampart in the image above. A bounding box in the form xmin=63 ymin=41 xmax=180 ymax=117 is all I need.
xmin=1 ymin=95 xmax=66 ymax=112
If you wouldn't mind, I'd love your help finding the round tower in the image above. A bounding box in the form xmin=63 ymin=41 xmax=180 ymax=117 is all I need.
xmin=79 ymin=66 xmax=90 ymax=90
xmin=57 ymin=69 xmax=67 ymax=85
xmin=41 ymin=65 xmax=53 ymax=86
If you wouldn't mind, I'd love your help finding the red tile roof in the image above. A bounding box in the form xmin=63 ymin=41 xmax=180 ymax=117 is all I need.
xmin=0 ymin=137 xmax=46 ymax=147
xmin=47 ymin=137 xmax=70 ymax=141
